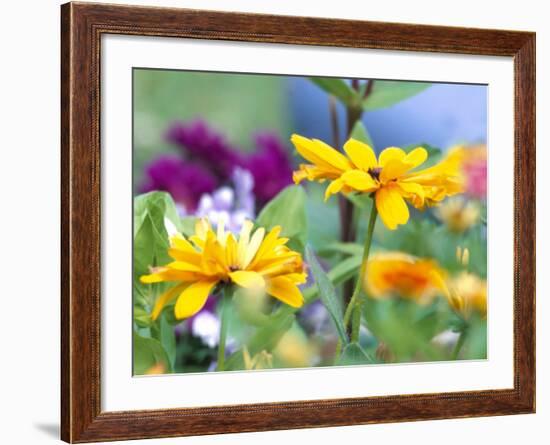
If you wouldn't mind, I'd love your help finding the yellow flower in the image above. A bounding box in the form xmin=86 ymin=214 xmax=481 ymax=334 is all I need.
xmin=364 ymin=252 xmax=448 ymax=305
xmin=435 ymin=197 xmax=480 ymax=232
xmin=273 ymin=328 xmax=314 ymax=367
xmin=456 ymin=246 xmax=470 ymax=267
xmin=140 ymin=218 xmax=307 ymax=320
xmin=243 ymin=347 xmax=273 ymax=370
xmin=447 ymin=272 xmax=487 ymax=319
xmin=291 ymin=134 xmax=464 ymax=230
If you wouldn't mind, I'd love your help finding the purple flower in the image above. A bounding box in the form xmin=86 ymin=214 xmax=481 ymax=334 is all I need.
xmin=195 ymin=168 xmax=256 ymax=233
xmin=246 ymin=132 xmax=293 ymax=204
xmin=140 ymin=155 xmax=216 ymax=211
xmin=165 ymin=120 xmax=243 ymax=180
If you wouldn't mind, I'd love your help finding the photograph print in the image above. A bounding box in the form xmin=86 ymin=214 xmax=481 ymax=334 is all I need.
xmin=132 ymin=69 xmax=488 ymax=375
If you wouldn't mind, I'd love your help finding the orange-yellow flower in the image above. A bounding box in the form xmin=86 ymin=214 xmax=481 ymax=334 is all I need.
xmin=140 ymin=218 xmax=307 ymax=320
xmin=291 ymin=134 xmax=464 ymax=230
xmin=446 ymin=272 xmax=487 ymax=319
xmin=363 ymin=252 xmax=448 ymax=305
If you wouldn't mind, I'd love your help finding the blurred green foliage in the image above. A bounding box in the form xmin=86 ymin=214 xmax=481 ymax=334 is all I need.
xmin=133 ymin=69 xmax=292 ymax=186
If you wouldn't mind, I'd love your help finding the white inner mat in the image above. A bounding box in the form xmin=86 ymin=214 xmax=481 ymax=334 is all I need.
xmin=102 ymin=34 xmax=514 ymax=411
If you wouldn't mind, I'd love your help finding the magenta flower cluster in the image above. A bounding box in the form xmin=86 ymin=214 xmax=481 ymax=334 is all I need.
xmin=140 ymin=119 xmax=294 ymax=211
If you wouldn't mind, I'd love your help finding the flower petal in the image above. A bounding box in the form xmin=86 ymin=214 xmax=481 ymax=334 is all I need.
xmin=266 ymin=276 xmax=304 ymax=308
xmin=237 ymin=220 xmax=254 ymax=268
xmin=402 ymin=147 xmax=428 ymax=168
xmin=341 ymin=169 xmax=378 ymax=191
xmin=151 ymin=284 xmax=187 ymax=320
xmin=229 ymin=270 xmax=266 ymax=289
xmin=243 ymin=227 xmax=265 ymax=268
xmin=375 ymin=186 xmax=410 ymax=230
xmin=291 ymin=134 xmax=351 ymax=172
xmin=174 ymin=279 xmax=218 ymax=319
xmin=397 ymin=181 xmax=426 ymax=208
xmin=378 ymin=147 xmax=406 ymax=167
xmin=195 ymin=218 xmax=212 ymax=240
xmin=343 ymin=139 xmax=377 ymax=171
xmin=249 ymin=226 xmax=282 ymax=267
xmin=225 ymin=233 xmax=238 ymax=267
xmin=380 ymin=159 xmax=413 ymax=183
xmin=324 ymin=178 xmax=344 ymax=201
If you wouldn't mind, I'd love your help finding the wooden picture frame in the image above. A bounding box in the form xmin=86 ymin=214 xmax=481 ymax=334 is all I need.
xmin=61 ymin=2 xmax=535 ymax=442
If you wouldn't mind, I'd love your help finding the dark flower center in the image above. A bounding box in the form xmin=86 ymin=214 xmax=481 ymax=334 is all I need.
xmin=368 ymin=167 xmax=382 ymax=181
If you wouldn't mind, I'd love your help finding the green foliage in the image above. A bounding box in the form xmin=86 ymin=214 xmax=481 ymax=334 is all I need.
xmin=134 ymin=191 xmax=180 ymax=236
xmin=462 ymin=317 xmax=488 ymax=359
xmin=133 ymin=192 xmax=184 ymax=317
xmin=375 ymin=217 xmax=487 ymax=277
xmin=317 ymin=242 xmax=364 ymax=257
xmin=302 ymin=255 xmax=362 ymax=304
xmin=305 ymin=246 xmax=349 ymax=345
xmin=225 ymin=311 xmax=296 ymax=371
xmin=363 ymin=81 xmax=431 ymax=111
xmin=133 ymin=331 xmax=172 ymax=375
xmin=363 ymin=297 xmax=449 ymax=362
xmin=134 ymin=306 xmax=152 ymax=328
xmin=256 ymin=185 xmax=308 ymax=252
xmin=179 ymin=216 xmax=198 ymax=237
xmin=155 ymin=314 xmax=177 ymax=368
xmin=133 ymin=69 xmax=291 ymax=185
xmin=309 ymin=77 xmax=360 ymax=107
xmin=337 ymin=342 xmax=375 ymax=366
xmin=349 ymin=120 xmax=375 ymax=148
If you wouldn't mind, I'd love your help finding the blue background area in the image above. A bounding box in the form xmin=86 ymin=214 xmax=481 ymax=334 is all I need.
xmin=288 ymin=78 xmax=487 ymax=152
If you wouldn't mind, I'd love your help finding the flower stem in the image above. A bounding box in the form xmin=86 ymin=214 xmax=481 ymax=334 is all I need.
xmin=452 ymin=328 xmax=468 ymax=360
xmin=216 ymin=289 xmax=230 ymax=371
xmin=335 ymin=200 xmax=378 ymax=360
xmin=349 ymin=201 xmax=378 ymax=343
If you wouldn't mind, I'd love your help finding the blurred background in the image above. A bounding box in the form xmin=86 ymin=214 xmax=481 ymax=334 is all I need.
xmin=133 ymin=69 xmax=486 ymax=190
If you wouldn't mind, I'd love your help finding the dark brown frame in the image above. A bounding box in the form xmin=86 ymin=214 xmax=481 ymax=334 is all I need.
xmin=61 ymin=1 xmax=536 ymax=442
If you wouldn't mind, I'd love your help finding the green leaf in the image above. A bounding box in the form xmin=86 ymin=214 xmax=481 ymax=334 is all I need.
xmin=159 ymin=315 xmax=177 ymax=368
xmin=133 ymin=192 xmax=180 ymax=313
xmin=317 ymin=242 xmax=364 ymax=257
xmin=363 ymin=298 xmax=445 ymax=362
xmin=134 ymin=306 xmax=152 ymax=328
xmin=305 ymin=246 xmax=348 ymax=344
xmin=225 ymin=311 xmax=295 ymax=371
xmin=180 ymin=216 xmax=198 ymax=236
xmin=302 ymin=254 xmax=362 ymax=304
xmin=309 ymin=77 xmax=360 ymax=107
xmin=362 ymin=81 xmax=431 ymax=111
xmin=349 ymin=120 xmax=375 ymax=149
xmin=346 ymin=192 xmax=374 ymax=210
xmin=133 ymin=213 xmax=171 ymax=285
xmin=337 ymin=342 xmax=375 ymax=366
xmin=134 ymin=191 xmax=180 ymax=236
xmin=256 ymin=185 xmax=308 ymax=252
xmin=133 ymin=331 xmax=172 ymax=374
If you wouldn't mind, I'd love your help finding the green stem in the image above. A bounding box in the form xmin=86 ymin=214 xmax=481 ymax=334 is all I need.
xmin=452 ymin=329 xmax=468 ymax=360
xmin=349 ymin=201 xmax=378 ymax=342
xmin=216 ymin=288 xmax=231 ymax=371
xmin=335 ymin=199 xmax=378 ymax=359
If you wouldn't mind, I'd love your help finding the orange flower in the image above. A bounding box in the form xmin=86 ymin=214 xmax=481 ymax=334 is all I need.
xmin=364 ymin=252 xmax=448 ymax=304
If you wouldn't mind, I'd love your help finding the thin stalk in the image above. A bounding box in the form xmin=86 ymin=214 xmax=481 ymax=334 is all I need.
xmin=216 ymin=289 xmax=230 ymax=371
xmin=451 ymin=328 xmax=468 ymax=360
xmin=328 ymin=95 xmax=340 ymax=149
xmin=335 ymin=200 xmax=377 ymax=358
xmin=340 ymin=104 xmax=363 ymax=312
xmin=349 ymin=201 xmax=378 ymax=342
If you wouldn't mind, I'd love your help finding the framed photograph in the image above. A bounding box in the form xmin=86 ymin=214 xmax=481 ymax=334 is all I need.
xmin=61 ymin=2 xmax=535 ymax=442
